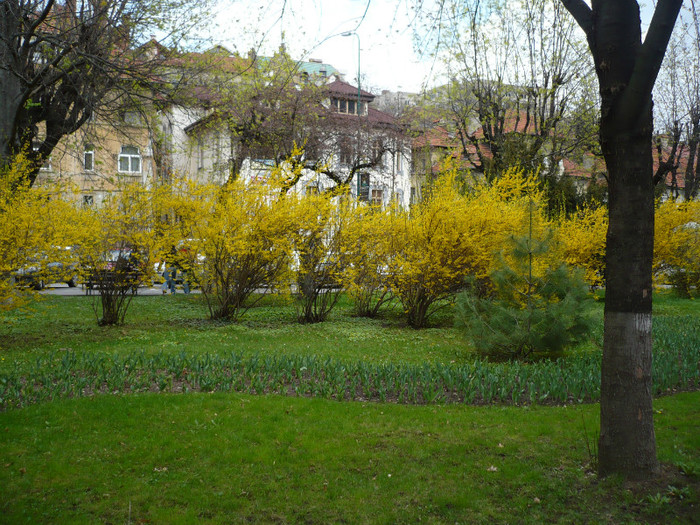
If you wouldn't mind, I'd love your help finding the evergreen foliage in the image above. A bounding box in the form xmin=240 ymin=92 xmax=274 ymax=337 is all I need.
xmin=456 ymin=228 xmax=594 ymax=360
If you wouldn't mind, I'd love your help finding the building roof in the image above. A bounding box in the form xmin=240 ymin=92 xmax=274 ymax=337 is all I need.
xmin=298 ymin=60 xmax=341 ymax=78
xmin=412 ymin=125 xmax=459 ymax=149
xmin=326 ymin=79 xmax=375 ymax=101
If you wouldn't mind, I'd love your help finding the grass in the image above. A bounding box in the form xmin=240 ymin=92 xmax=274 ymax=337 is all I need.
xmin=1 ymin=391 xmax=698 ymax=524
xmin=0 ymin=293 xmax=470 ymax=366
xmin=1 ymin=292 xmax=697 ymax=409
xmin=0 ymin=291 xmax=698 ymax=523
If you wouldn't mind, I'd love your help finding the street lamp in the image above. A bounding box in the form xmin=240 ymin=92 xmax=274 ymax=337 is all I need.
xmin=341 ymin=31 xmax=361 ymax=115
xmin=341 ymin=31 xmax=362 ymax=199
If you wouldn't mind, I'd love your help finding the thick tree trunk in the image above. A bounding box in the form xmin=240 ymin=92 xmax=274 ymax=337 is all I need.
xmin=0 ymin=4 xmax=21 ymax=172
xmin=561 ymin=0 xmax=682 ymax=481
xmin=599 ymin=125 xmax=658 ymax=478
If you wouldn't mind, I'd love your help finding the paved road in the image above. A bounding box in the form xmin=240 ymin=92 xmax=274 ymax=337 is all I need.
xmin=40 ymin=283 xmax=195 ymax=296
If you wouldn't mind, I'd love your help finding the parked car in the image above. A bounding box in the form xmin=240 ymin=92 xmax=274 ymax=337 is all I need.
xmin=84 ymin=249 xmax=147 ymax=292
xmin=12 ymin=248 xmax=79 ymax=290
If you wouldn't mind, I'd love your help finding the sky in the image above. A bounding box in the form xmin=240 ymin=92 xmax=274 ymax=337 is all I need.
xmin=209 ymin=0 xmax=442 ymax=94
xmin=203 ymin=1 xmax=670 ymax=95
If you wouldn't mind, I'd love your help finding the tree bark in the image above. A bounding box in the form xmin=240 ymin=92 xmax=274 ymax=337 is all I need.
xmin=0 ymin=2 xmax=22 ymax=172
xmin=598 ymin=124 xmax=658 ymax=478
xmin=561 ymin=0 xmax=682 ymax=479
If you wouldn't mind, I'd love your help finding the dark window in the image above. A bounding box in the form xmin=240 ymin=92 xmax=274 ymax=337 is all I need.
xmin=84 ymin=146 xmax=94 ymax=171
xmin=359 ymin=173 xmax=370 ymax=201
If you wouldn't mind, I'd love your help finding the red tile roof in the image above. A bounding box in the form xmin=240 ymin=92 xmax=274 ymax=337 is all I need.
xmin=326 ymin=79 xmax=375 ymax=101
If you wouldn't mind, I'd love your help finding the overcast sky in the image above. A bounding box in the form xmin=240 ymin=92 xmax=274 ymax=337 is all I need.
xmin=205 ymin=1 xmax=671 ymax=95
xmin=210 ymin=0 xmax=442 ymax=94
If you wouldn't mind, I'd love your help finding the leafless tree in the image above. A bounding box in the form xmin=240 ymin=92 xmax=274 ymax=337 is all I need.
xmin=0 ymin=0 xmax=207 ymax=185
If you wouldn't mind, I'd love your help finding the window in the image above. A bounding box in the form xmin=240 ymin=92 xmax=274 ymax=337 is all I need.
xmin=118 ymin=145 xmax=141 ymax=173
xmin=306 ymin=182 xmax=320 ymax=195
xmin=84 ymin=145 xmax=94 ymax=171
xmin=32 ymin=141 xmax=51 ymax=171
xmin=122 ymin=111 xmax=140 ymax=125
xmin=371 ymin=189 xmax=383 ymax=206
xmin=358 ymin=173 xmax=370 ymax=201
xmin=83 ymin=195 xmax=94 ymax=206
xmin=332 ymin=97 xmax=362 ymax=115
xmin=339 ymin=142 xmax=353 ymax=165
xmin=197 ymin=139 xmax=205 ymax=170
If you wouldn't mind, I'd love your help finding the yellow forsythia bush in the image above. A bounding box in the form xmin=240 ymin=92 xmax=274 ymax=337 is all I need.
xmin=78 ymin=181 xmax=166 ymax=325
xmin=289 ymin=190 xmax=352 ymax=323
xmin=470 ymin=168 xmax=557 ymax=280
xmin=386 ymin=166 xmax=550 ymax=328
xmin=170 ymin=176 xmax=299 ymax=321
xmin=557 ymin=204 xmax=608 ymax=287
xmin=654 ymin=199 xmax=700 ymax=297
xmin=342 ymin=203 xmax=396 ymax=317
xmin=0 ymin=154 xmax=82 ymax=310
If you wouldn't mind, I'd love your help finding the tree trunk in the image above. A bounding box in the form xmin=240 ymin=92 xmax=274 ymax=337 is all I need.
xmin=0 ymin=3 xmax=21 ymax=172
xmin=598 ymin=124 xmax=658 ymax=478
xmin=561 ymin=0 xmax=683 ymax=480
xmin=684 ymin=118 xmax=700 ymax=200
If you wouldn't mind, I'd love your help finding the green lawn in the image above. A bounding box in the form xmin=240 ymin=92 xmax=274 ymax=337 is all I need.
xmin=0 ymin=292 xmax=698 ymax=523
xmin=1 ymin=392 xmax=698 ymax=524
xmin=0 ymin=293 xmax=473 ymax=365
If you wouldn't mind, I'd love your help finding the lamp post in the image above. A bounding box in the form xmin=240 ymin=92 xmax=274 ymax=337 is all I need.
xmin=341 ymin=31 xmax=361 ymax=114
xmin=342 ymin=31 xmax=362 ymax=199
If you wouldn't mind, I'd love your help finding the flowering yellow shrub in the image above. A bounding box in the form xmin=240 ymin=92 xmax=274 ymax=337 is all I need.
xmin=170 ymin=176 xmax=299 ymax=320
xmin=386 ymin=166 xmax=550 ymax=327
xmin=0 ymin=155 xmax=82 ymax=310
xmin=77 ymin=181 xmax=167 ymax=325
xmin=654 ymin=199 xmax=700 ymax=297
xmin=557 ymin=204 xmax=608 ymax=287
xmin=342 ymin=203 xmax=396 ymax=317
xmin=290 ymin=191 xmax=353 ymax=323
xmin=467 ymin=168 xmax=556 ymax=280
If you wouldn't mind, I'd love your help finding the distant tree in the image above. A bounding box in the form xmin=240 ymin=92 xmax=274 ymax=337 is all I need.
xmin=654 ymin=5 xmax=700 ymax=200
xmin=188 ymin=49 xmax=406 ymax=194
xmin=434 ymin=0 xmax=597 ymax=185
xmin=0 ymin=0 xmax=207 ymax=186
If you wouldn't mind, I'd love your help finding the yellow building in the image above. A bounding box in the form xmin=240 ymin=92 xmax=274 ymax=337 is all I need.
xmin=33 ymin=113 xmax=156 ymax=206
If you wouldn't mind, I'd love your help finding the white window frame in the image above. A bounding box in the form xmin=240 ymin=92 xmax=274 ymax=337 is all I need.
xmin=118 ymin=145 xmax=141 ymax=174
xmin=306 ymin=182 xmax=320 ymax=195
xmin=332 ymin=97 xmax=362 ymax=115
xmin=83 ymin=146 xmax=94 ymax=171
